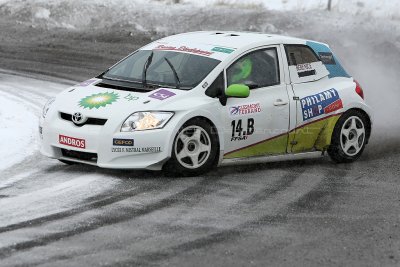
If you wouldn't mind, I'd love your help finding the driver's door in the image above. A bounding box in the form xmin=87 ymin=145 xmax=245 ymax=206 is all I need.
xmin=223 ymin=46 xmax=290 ymax=159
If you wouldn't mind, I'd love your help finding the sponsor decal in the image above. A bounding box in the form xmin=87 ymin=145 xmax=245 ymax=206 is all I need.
xmin=79 ymin=92 xmax=119 ymax=109
xmin=124 ymin=93 xmax=139 ymax=101
xmin=59 ymin=135 xmax=86 ymax=149
xmin=113 ymin=138 xmax=134 ymax=146
xmin=140 ymin=147 xmax=162 ymax=153
xmin=111 ymin=147 xmax=161 ymax=153
xmin=148 ymin=89 xmax=176 ymax=100
xmin=153 ymin=45 xmax=213 ymax=57
xmin=318 ymin=52 xmax=336 ymax=65
xmin=231 ymin=118 xmax=255 ymax=141
xmin=77 ymin=79 xmax=97 ymax=87
xmin=301 ymin=88 xmax=343 ymax=121
xmin=296 ymin=63 xmax=316 ymax=77
xmin=229 ymin=103 xmax=261 ymax=116
xmin=296 ymin=63 xmax=313 ymax=72
xmin=211 ymin=47 xmax=235 ymax=54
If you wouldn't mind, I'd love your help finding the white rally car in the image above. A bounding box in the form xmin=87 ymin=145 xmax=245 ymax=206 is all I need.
xmin=40 ymin=31 xmax=372 ymax=175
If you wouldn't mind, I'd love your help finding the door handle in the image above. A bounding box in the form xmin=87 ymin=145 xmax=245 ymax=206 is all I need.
xmin=274 ymin=99 xmax=288 ymax=106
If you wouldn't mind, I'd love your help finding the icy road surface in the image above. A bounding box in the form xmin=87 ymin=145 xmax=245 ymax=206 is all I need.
xmin=0 ymin=71 xmax=400 ymax=266
xmin=1 ymin=0 xmax=400 ymax=264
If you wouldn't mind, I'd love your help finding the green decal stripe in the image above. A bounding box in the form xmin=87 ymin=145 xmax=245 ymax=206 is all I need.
xmin=290 ymin=114 xmax=341 ymax=153
xmin=224 ymin=134 xmax=288 ymax=159
xmin=224 ymin=113 xmax=342 ymax=159
xmin=212 ymin=47 xmax=235 ymax=54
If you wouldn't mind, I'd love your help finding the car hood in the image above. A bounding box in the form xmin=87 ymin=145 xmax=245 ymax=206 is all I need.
xmin=54 ymin=80 xmax=187 ymax=120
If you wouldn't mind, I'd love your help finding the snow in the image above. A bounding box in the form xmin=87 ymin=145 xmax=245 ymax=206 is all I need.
xmin=0 ymin=174 xmax=117 ymax=227
xmin=184 ymin=0 xmax=400 ymax=18
xmin=0 ymin=72 xmax=70 ymax=172
xmin=0 ymin=73 xmax=123 ymax=228
xmin=0 ymin=91 xmax=38 ymax=171
xmin=34 ymin=7 xmax=50 ymax=19
xmin=0 ymin=0 xmax=398 ymax=31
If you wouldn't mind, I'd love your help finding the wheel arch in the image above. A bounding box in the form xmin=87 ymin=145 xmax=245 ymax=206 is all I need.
xmin=343 ymin=108 xmax=372 ymax=144
xmin=327 ymin=108 xmax=371 ymax=163
xmin=163 ymin=115 xmax=222 ymax=175
xmin=181 ymin=115 xmax=222 ymax=161
xmin=165 ymin=112 xmax=224 ymax=166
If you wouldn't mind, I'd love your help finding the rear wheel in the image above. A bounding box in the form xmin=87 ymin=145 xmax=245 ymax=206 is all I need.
xmin=163 ymin=118 xmax=219 ymax=176
xmin=328 ymin=110 xmax=368 ymax=163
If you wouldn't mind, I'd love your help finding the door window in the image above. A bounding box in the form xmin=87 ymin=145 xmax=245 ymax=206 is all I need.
xmin=227 ymin=48 xmax=280 ymax=89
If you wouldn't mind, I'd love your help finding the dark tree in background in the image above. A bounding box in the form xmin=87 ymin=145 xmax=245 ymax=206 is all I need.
xmin=327 ymin=0 xmax=332 ymax=11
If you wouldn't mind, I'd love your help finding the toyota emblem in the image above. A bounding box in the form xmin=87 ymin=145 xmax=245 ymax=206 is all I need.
xmin=72 ymin=112 xmax=84 ymax=124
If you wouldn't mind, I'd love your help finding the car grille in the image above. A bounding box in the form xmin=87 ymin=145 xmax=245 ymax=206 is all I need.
xmin=60 ymin=112 xmax=107 ymax=127
xmin=61 ymin=149 xmax=98 ymax=163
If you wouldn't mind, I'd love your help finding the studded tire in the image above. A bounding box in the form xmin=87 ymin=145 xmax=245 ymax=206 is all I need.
xmin=163 ymin=118 xmax=219 ymax=176
xmin=328 ymin=110 xmax=369 ymax=163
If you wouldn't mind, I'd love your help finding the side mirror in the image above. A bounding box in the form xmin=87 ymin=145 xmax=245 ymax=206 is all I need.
xmin=225 ymin=84 xmax=250 ymax=98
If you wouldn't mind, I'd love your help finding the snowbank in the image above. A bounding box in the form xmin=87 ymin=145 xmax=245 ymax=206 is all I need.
xmin=184 ymin=0 xmax=400 ymax=19
xmin=0 ymin=0 xmax=398 ymax=32
xmin=0 ymin=93 xmax=39 ymax=171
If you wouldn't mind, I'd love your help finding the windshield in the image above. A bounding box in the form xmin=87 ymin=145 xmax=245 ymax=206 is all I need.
xmin=103 ymin=50 xmax=221 ymax=90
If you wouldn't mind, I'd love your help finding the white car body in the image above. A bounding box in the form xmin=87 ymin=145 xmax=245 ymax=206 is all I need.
xmin=39 ymin=31 xmax=372 ymax=170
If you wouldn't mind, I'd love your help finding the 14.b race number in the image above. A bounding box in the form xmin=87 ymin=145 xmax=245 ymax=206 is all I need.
xmin=231 ymin=118 xmax=254 ymax=141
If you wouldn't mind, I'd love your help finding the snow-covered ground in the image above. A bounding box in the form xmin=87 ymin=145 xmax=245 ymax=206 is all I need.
xmin=1 ymin=0 xmax=398 ymax=19
xmin=0 ymin=92 xmax=38 ymax=171
xmin=0 ymin=72 xmax=70 ymax=171
xmin=185 ymin=0 xmax=400 ymax=19
xmin=0 ymin=0 xmax=398 ymax=32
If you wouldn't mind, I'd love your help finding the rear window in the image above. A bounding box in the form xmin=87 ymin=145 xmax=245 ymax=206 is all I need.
xmin=285 ymin=45 xmax=320 ymax=66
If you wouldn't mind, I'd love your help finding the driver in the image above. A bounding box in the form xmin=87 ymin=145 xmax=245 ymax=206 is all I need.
xmin=230 ymin=57 xmax=253 ymax=84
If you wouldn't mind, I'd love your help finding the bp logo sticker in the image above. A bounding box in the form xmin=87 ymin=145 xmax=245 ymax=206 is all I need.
xmin=79 ymin=92 xmax=119 ymax=109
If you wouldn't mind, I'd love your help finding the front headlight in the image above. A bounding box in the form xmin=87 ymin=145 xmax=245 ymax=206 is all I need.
xmin=42 ymin=98 xmax=55 ymax=118
xmin=121 ymin=111 xmax=174 ymax=132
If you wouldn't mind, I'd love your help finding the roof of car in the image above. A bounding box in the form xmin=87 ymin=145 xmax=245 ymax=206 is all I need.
xmin=160 ymin=31 xmax=312 ymax=49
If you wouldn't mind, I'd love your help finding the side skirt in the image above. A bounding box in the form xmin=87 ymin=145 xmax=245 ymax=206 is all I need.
xmin=219 ymin=151 xmax=324 ymax=167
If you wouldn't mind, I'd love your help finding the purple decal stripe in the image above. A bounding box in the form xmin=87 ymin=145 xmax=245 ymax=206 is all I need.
xmin=148 ymin=89 xmax=176 ymax=100
xmin=77 ymin=79 xmax=97 ymax=87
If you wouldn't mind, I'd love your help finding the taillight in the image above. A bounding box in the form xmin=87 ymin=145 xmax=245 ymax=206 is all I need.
xmin=354 ymin=80 xmax=364 ymax=100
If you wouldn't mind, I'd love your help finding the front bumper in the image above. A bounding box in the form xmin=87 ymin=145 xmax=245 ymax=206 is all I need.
xmin=39 ymin=115 xmax=174 ymax=170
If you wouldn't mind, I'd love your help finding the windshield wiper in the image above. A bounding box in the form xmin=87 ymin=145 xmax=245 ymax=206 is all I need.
xmin=164 ymin=57 xmax=181 ymax=89
xmin=142 ymin=51 xmax=154 ymax=88
xmin=102 ymin=76 xmax=142 ymax=85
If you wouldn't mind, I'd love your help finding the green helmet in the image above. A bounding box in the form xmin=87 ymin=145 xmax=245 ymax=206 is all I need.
xmin=232 ymin=58 xmax=253 ymax=83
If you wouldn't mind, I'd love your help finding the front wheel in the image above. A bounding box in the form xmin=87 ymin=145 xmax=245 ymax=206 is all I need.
xmin=328 ymin=110 xmax=369 ymax=163
xmin=163 ymin=118 xmax=219 ymax=176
